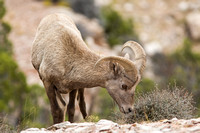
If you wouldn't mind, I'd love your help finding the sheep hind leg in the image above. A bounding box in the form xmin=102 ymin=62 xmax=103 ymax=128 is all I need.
xmin=67 ymin=89 xmax=77 ymax=123
xmin=77 ymin=88 xmax=87 ymax=119
xmin=43 ymin=81 xmax=65 ymax=124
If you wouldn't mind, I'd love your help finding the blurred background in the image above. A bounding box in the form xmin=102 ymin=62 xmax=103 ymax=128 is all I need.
xmin=1 ymin=0 xmax=200 ymax=131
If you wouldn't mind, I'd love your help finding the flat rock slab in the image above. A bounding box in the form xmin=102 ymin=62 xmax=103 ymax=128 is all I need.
xmin=21 ymin=118 xmax=200 ymax=133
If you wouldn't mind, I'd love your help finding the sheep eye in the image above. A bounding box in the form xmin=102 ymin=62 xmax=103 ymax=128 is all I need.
xmin=122 ymin=84 xmax=128 ymax=90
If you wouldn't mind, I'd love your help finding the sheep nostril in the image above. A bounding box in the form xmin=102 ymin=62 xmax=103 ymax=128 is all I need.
xmin=128 ymin=108 xmax=133 ymax=113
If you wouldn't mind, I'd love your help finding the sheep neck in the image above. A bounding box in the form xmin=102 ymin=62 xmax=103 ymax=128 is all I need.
xmin=69 ymin=55 xmax=109 ymax=89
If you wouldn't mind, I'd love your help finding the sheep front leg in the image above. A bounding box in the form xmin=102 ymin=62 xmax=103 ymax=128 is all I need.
xmin=67 ymin=89 xmax=77 ymax=123
xmin=78 ymin=88 xmax=87 ymax=119
xmin=43 ymin=81 xmax=65 ymax=124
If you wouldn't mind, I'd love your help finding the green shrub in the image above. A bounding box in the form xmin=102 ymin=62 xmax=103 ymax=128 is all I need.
xmin=0 ymin=1 xmax=50 ymax=128
xmin=0 ymin=117 xmax=16 ymax=133
xmin=0 ymin=52 xmax=29 ymax=113
xmin=97 ymin=88 xmax=117 ymax=119
xmin=0 ymin=22 xmax=12 ymax=55
xmin=0 ymin=0 xmax=12 ymax=55
xmin=0 ymin=54 xmax=50 ymax=128
xmin=101 ymin=6 xmax=138 ymax=47
xmin=0 ymin=1 xmax=50 ymax=129
xmin=67 ymin=0 xmax=99 ymax=18
xmin=112 ymin=86 xmax=195 ymax=124
xmin=152 ymin=38 xmax=200 ymax=116
xmin=170 ymin=39 xmax=200 ymax=115
xmin=0 ymin=52 xmax=33 ymax=130
xmin=170 ymin=38 xmax=200 ymax=66
xmin=21 ymin=84 xmax=50 ymax=128
xmin=0 ymin=0 xmax=6 ymax=19
xmin=132 ymin=87 xmax=195 ymax=122
xmin=135 ymin=78 xmax=155 ymax=97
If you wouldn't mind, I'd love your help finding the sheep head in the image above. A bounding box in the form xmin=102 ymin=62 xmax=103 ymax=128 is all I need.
xmin=95 ymin=41 xmax=146 ymax=115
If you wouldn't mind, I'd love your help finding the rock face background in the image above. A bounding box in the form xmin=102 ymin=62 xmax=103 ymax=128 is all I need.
xmin=21 ymin=118 xmax=200 ymax=133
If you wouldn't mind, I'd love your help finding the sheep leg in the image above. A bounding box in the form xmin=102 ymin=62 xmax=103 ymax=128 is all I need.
xmin=78 ymin=88 xmax=87 ymax=119
xmin=43 ymin=81 xmax=65 ymax=124
xmin=67 ymin=89 xmax=77 ymax=123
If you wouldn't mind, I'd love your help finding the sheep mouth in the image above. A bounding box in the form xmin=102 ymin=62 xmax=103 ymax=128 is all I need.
xmin=120 ymin=107 xmax=126 ymax=114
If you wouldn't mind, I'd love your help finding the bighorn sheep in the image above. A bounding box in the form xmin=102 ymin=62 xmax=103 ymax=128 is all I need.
xmin=31 ymin=13 xmax=146 ymax=124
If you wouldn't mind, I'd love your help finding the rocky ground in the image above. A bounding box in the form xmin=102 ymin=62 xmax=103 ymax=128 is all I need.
xmin=21 ymin=118 xmax=200 ymax=133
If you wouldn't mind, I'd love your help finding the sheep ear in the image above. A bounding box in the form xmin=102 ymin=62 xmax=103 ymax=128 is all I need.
xmin=95 ymin=56 xmax=138 ymax=79
xmin=109 ymin=62 xmax=120 ymax=76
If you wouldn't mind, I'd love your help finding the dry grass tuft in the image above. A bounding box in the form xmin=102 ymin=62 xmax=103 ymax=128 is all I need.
xmin=112 ymin=86 xmax=196 ymax=124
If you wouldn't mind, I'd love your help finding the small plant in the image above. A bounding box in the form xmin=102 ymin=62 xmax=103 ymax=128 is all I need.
xmin=20 ymin=84 xmax=50 ymax=129
xmin=152 ymin=38 xmax=200 ymax=116
xmin=85 ymin=115 xmax=100 ymax=122
xmin=0 ymin=116 xmax=16 ymax=133
xmin=112 ymin=86 xmax=196 ymax=124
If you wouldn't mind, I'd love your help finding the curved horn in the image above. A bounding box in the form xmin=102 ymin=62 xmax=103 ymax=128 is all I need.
xmin=95 ymin=56 xmax=138 ymax=78
xmin=121 ymin=41 xmax=146 ymax=75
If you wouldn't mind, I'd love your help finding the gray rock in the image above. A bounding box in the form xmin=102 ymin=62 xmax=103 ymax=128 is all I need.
xmin=21 ymin=118 xmax=200 ymax=133
xmin=20 ymin=128 xmax=51 ymax=133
